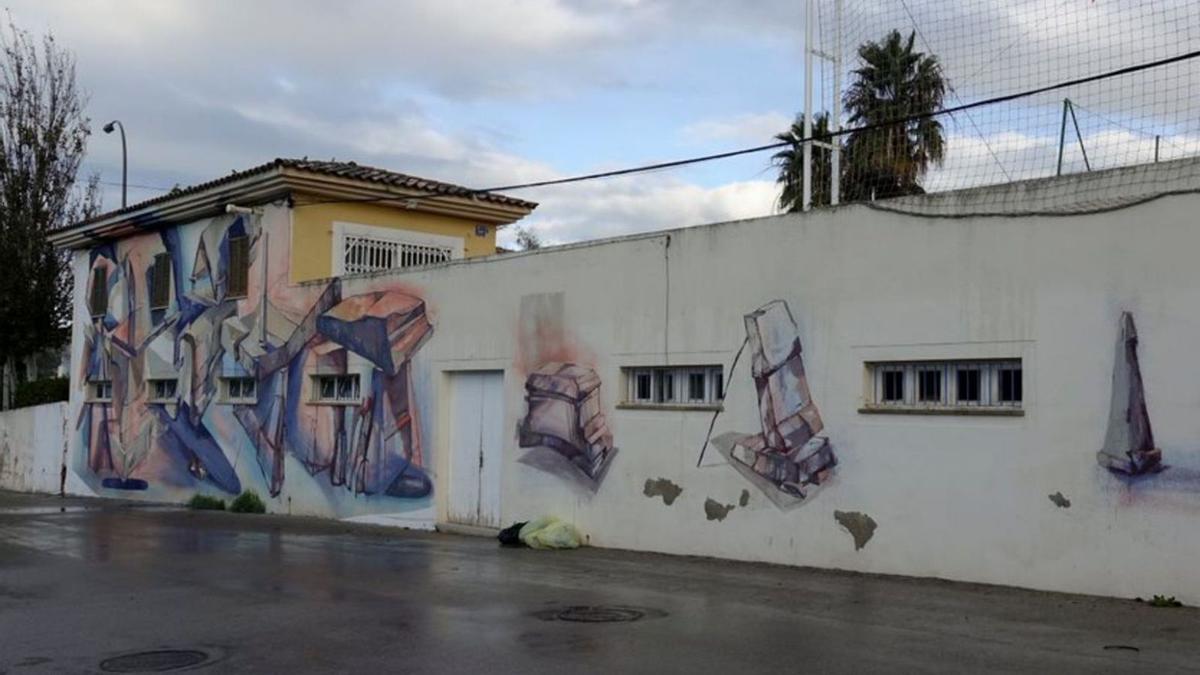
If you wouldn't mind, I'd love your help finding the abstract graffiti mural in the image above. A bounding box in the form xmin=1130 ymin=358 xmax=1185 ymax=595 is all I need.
xmin=1096 ymin=311 xmax=1163 ymax=477
xmin=76 ymin=212 xmax=434 ymax=505
xmin=701 ymin=299 xmax=836 ymax=508
xmin=514 ymin=292 xmax=617 ymax=487
xmin=518 ymin=362 xmax=616 ymax=481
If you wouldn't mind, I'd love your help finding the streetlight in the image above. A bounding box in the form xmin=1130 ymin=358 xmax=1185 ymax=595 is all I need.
xmin=103 ymin=120 xmax=127 ymax=208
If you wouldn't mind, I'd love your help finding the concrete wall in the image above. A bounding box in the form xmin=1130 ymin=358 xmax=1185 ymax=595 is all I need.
xmin=0 ymin=402 xmax=67 ymax=495
xmin=62 ymin=164 xmax=1200 ymax=603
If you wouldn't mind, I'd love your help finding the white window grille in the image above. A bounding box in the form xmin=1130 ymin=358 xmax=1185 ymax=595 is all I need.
xmin=221 ymin=377 xmax=257 ymax=404
xmin=864 ymin=359 xmax=1023 ymax=413
xmin=332 ymin=222 xmax=464 ymax=276
xmin=342 ymin=234 xmax=454 ymax=274
xmin=623 ymin=366 xmax=724 ymax=408
xmin=312 ymin=374 xmax=361 ymax=404
xmin=90 ymin=380 xmax=112 ymax=402
xmin=147 ymin=378 xmax=178 ymax=402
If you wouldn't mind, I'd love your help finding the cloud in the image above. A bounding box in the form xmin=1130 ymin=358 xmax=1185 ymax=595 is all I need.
xmin=503 ymin=176 xmax=780 ymax=246
xmin=681 ymin=111 xmax=793 ymax=145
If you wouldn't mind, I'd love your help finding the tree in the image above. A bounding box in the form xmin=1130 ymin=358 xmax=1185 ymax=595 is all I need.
xmin=772 ymin=112 xmax=833 ymax=212
xmin=842 ymin=29 xmax=946 ymax=201
xmin=0 ymin=19 xmax=99 ymax=408
xmin=513 ymin=226 xmax=542 ymax=251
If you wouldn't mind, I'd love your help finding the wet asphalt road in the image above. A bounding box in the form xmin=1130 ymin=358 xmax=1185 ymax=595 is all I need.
xmin=0 ymin=491 xmax=1198 ymax=674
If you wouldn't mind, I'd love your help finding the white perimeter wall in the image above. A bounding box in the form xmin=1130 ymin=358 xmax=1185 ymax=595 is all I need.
xmin=343 ymin=188 xmax=1200 ymax=604
xmin=0 ymin=402 xmax=67 ymax=495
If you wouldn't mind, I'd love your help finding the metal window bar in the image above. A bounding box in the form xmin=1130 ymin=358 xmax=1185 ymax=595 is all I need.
xmin=343 ymin=235 xmax=453 ymax=275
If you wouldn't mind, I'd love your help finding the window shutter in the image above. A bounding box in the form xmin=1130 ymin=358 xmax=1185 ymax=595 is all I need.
xmin=228 ymin=236 xmax=249 ymax=297
xmin=90 ymin=267 xmax=108 ymax=317
xmin=151 ymin=253 xmax=171 ymax=309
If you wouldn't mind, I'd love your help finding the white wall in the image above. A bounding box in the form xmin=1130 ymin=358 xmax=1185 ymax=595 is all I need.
xmin=0 ymin=402 xmax=67 ymax=495
xmin=59 ymin=160 xmax=1200 ymax=603
xmin=340 ymin=184 xmax=1200 ymax=604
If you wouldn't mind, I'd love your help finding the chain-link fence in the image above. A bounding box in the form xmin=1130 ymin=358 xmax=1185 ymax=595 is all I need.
xmin=789 ymin=0 xmax=1200 ymax=215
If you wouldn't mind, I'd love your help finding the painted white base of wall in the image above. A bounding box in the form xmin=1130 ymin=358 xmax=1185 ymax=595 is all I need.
xmin=0 ymin=402 xmax=67 ymax=495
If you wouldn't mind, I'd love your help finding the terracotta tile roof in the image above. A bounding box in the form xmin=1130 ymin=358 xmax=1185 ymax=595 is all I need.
xmin=67 ymin=157 xmax=537 ymax=228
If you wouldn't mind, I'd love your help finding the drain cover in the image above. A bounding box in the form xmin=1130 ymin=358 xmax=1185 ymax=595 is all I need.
xmin=100 ymin=649 xmax=209 ymax=672
xmin=555 ymin=606 xmax=645 ymax=623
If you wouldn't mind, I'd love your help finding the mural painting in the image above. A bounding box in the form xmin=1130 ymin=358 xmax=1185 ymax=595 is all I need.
xmin=1096 ymin=311 xmax=1162 ymax=477
xmin=701 ymin=299 xmax=836 ymax=508
xmin=77 ymin=212 xmax=434 ymax=507
xmin=515 ymin=292 xmax=617 ymax=487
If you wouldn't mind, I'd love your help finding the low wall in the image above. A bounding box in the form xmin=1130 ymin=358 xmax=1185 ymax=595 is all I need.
xmin=0 ymin=402 xmax=66 ymax=495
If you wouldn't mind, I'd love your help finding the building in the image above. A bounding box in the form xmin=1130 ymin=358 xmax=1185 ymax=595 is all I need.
xmin=27 ymin=155 xmax=1200 ymax=604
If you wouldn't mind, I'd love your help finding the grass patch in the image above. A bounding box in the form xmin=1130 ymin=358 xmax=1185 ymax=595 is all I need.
xmin=229 ymin=490 xmax=266 ymax=514
xmin=186 ymin=494 xmax=226 ymax=511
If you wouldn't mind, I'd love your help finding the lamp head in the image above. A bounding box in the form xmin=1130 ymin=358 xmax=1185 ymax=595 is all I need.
xmin=102 ymin=121 xmax=116 ymax=134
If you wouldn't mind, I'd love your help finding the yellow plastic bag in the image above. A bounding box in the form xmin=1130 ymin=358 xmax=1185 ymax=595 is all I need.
xmin=518 ymin=516 xmax=582 ymax=550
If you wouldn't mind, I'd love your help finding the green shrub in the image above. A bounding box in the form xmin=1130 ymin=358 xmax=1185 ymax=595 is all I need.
xmin=186 ymin=494 xmax=226 ymax=511
xmin=13 ymin=377 xmax=69 ymax=409
xmin=229 ymin=490 xmax=266 ymax=514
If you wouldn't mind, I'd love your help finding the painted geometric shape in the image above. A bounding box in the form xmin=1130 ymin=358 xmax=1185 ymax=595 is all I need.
xmin=316 ymin=291 xmax=432 ymax=375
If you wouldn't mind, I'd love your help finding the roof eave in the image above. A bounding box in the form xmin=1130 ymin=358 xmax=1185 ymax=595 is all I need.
xmin=47 ymin=170 xmax=292 ymax=249
xmin=280 ymin=167 xmax=537 ymax=225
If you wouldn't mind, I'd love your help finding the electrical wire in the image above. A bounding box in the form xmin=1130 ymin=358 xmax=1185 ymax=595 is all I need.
xmin=293 ymin=46 xmax=1200 ymax=209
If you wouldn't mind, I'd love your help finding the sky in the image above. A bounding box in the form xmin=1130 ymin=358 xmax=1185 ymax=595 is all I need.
xmin=6 ymin=1 xmax=1199 ymax=245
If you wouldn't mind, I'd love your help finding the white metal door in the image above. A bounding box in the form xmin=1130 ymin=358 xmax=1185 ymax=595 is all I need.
xmin=447 ymin=371 xmax=504 ymax=528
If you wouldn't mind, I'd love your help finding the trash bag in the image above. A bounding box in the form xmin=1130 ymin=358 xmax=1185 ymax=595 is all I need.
xmin=498 ymin=521 xmax=528 ymax=547
xmin=518 ymin=516 xmax=582 ymax=550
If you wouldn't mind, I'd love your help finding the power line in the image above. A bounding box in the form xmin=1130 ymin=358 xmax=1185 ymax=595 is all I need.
xmin=296 ymin=46 xmax=1200 ymax=209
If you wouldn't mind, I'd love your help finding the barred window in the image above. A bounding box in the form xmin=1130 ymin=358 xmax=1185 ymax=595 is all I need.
xmin=312 ymin=374 xmax=361 ymax=404
xmin=227 ymin=236 xmax=250 ymax=298
xmin=150 ymin=253 xmax=172 ymax=310
xmin=864 ymin=360 xmax=1023 ymax=414
xmin=90 ymin=267 xmax=108 ymax=317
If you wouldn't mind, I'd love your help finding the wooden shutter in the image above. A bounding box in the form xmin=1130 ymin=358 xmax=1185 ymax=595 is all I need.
xmin=150 ymin=253 xmax=171 ymax=309
xmin=90 ymin=267 xmax=108 ymax=317
xmin=227 ymin=236 xmax=249 ymax=298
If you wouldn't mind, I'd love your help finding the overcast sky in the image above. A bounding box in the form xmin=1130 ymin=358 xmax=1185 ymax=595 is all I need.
xmin=8 ymin=1 xmax=1199 ymax=245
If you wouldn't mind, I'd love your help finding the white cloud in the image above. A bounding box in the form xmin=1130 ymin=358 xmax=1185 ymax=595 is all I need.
xmin=510 ymin=176 xmax=779 ymax=246
xmin=681 ymin=111 xmax=793 ymax=145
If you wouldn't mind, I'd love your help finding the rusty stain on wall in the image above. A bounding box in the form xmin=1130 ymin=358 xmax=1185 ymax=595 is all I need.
xmin=834 ymin=510 xmax=877 ymax=550
xmin=704 ymin=498 xmax=735 ymax=521
xmin=643 ymin=478 xmax=683 ymax=505
xmin=1048 ymin=491 xmax=1072 ymax=508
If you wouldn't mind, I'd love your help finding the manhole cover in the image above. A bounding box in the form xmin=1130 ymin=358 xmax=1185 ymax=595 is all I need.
xmin=556 ymin=606 xmax=645 ymax=623
xmin=99 ymin=649 xmax=209 ymax=672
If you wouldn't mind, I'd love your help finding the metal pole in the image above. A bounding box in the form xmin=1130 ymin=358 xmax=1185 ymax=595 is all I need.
xmin=1056 ymin=99 xmax=1069 ymax=176
xmin=830 ymin=0 xmax=842 ymax=206
xmin=1155 ymin=135 xmax=1161 ymax=163
xmin=1066 ymin=100 xmax=1091 ymax=172
xmin=802 ymin=0 xmax=814 ymax=211
xmin=115 ymin=121 xmax=127 ymax=208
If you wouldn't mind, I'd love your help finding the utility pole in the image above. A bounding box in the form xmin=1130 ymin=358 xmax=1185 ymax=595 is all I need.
xmin=802 ymin=0 xmax=843 ymax=210
xmin=802 ymin=0 xmax=814 ymax=211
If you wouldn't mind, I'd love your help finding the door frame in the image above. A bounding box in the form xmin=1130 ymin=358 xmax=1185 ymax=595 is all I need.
xmin=435 ymin=367 xmax=507 ymax=533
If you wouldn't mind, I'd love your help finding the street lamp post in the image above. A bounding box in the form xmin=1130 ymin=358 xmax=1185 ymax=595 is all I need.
xmin=103 ymin=120 xmax=127 ymax=208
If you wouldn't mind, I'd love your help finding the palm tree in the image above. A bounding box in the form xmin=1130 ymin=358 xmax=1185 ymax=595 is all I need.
xmin=772 ymin=112 xmax=833 ymax=212
xmin=842 ymin=30 xmax=947 ymax=200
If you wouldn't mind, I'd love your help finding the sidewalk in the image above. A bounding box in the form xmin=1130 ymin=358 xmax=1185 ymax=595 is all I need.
xmin=0 ymin=490 xmax=1197 ymax=673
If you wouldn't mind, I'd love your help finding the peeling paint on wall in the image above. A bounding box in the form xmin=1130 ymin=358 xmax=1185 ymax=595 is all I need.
xmin=834 ymin=510 xmax=877 ymax=550
xmin=643 ymin=478 xmax=682 ymax=505
xmin=1048 ymin=492 xmax=1071 ymax=508
xmin=704 ymin=498 xmax=735 ymax=521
